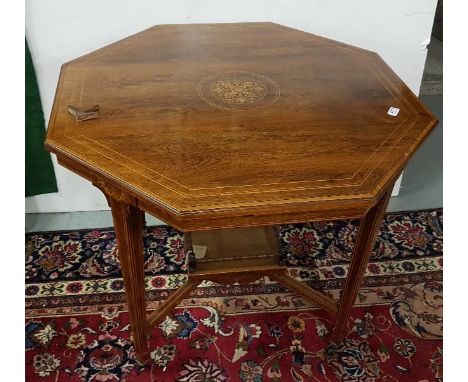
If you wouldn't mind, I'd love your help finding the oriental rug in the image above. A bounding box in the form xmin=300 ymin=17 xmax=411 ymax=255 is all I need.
xmin=25 ymin=209 xmax=443 ymax=381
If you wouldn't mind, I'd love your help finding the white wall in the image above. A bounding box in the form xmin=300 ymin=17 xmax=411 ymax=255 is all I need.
xmin=25 ymin=0 xmax=438 ymax=213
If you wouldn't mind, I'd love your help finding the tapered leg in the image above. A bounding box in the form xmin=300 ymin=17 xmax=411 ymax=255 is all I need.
xmin=109 ymin=198 xmax=149 ymax=364
xmin=332 ymin=190 xmax=392 ymax=342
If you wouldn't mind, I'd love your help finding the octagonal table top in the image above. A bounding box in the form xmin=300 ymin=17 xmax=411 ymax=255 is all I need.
xmin=45 ymin=22 xmax=437 ymax=230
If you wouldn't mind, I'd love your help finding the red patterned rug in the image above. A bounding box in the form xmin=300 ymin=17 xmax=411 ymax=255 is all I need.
xmin=25 ymin=209 xmax=442 ymax=381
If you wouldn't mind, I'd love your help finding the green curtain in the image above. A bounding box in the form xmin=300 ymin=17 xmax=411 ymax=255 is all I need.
xmin=25 ymin=39 xmax=58 ymax=196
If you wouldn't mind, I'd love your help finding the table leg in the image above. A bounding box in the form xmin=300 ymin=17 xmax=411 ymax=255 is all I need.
xmin=109 ymin=198 xmax=149 ymax=364
xmin=332 ymin=190 xmax=391 ymax=342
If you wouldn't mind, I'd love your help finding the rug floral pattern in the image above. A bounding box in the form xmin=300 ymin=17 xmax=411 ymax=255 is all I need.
xmin=25 ymin=209 xmax=442 ymax=381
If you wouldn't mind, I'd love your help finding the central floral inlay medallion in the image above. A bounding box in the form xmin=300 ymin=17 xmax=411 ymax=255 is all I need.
xmin=197 ymin=71 xmax=280 ymax=111
xmin=210 ymin=76 xmax=267 ymax=105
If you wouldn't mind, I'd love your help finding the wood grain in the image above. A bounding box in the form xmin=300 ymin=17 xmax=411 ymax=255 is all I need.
xmin=332 ymin=189 xmax=392 ymax=342
xmin=147 ymin=280 xmax=199 ymax=328
xmin=271 ymin=273 xmax=338 ymax=315
xmin=190 ymin=263 xmax=285 ymax=281
xmin=108 ymin=197 xmax=149 ymax=364
xmin=45 ymin=22 xmax=437 ymax=231
xmin=191 ymin=226 xmax=279 ymax=262
xmin=44 ymin=23 xmax=438 ymax=360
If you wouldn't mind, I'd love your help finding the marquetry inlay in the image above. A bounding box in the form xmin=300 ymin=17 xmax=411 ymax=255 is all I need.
xmin=44 ymin=24 xmax=438 ymax=365
xmin=197 ymin=71 xmax=280 ymax=110
xmin=45 ymin=22 xmax=437 ymax=230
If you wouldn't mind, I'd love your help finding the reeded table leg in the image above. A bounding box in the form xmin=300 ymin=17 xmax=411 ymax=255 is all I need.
xmin=109 ymin=198 xmax=149 ymax=364
xmin=332 ymin=190 xmax=391 ymax=342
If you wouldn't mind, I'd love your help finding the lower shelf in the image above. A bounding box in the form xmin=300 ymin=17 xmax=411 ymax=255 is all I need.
xmin=146 ymin=225 xmax=338 ymax=329
xmin=146 ymin=270 xmax=338 ymax=329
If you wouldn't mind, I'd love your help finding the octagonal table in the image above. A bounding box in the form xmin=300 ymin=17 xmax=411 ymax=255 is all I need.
xmin=45 ymin=22 xmax=437 ymax=364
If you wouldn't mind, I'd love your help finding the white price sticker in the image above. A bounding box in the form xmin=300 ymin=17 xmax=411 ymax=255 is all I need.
xmin=387 ymin=107 xmax=400 ymax=117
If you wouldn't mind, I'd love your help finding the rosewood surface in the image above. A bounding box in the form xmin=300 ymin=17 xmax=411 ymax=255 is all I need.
xmin=45 ymin=22 xmax=437 ymax=231
xmin=44 ymin=23 xmax=438 ymax=364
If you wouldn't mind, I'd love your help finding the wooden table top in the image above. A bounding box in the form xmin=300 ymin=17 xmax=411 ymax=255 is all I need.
xmin=45 ymin=22 xmax=437 ymax=230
